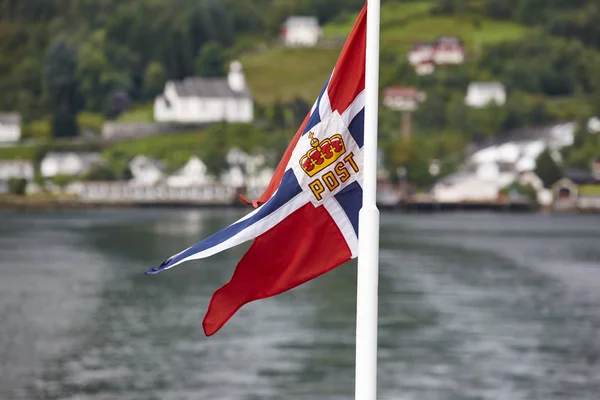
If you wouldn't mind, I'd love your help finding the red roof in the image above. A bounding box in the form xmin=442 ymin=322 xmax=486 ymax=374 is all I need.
xmin=383 ymin=86 xmax=418 ymax=98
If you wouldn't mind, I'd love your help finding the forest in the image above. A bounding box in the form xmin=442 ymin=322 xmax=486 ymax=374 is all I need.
xmin=1 ymin=0 xmax=600 ymax=185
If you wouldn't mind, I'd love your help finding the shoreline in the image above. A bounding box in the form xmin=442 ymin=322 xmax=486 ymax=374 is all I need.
xmin=0 ymin=197 xmax=542 ymax=213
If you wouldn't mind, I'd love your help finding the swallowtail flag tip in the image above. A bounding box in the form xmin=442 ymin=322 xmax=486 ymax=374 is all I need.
xmin=147 ymin=3 xmax=367 ymax=336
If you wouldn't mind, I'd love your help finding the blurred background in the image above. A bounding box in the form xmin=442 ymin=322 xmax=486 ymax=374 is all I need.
xmin=1 ymin=0 xmax=600 ymax=399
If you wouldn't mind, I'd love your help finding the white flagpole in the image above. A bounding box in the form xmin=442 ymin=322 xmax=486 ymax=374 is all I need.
xmin=355 ymin=0 xmax=381 ymax=400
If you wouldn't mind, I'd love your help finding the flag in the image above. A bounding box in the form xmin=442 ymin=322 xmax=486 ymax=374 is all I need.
xmin=147 ymin=4 xmax=367 ymax=337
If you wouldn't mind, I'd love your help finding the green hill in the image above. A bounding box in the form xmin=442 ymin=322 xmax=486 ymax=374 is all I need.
xmin=242 ymin=1 xmax=529 ymax=103
xmin=2 ymin=0 xmax=600 ymax=186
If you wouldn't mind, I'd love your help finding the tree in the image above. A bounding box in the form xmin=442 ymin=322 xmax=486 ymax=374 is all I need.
xmin=269 ymin=99 xmax=287 ymax=129
xmin=484 ymin=0 xmax=516 ymax=19
xmin=194 ymin=41 xmax=226 ymax=77
xmin=76 ymin=30 xmax=131 ymax=111
xmin=143 ymin=61 xmax=167 ymax=98
xmin=535 ymin=149 xmax=563 ymax=188
xmin=83 ymin=164 xmax=117 ymax=181
xmin=105 ymin=89 xmax=131 ymax=119
xmin=52 ymin=173 xmax=73 ymax=189
xmin=287 ymin=96 xmax=310 ymax=127
xmin=413 ymin=91 xmax=446 ymax=131
xmin=45 ymin=36 xmax=80 ymax=138
xmin=7 ymin=178 xmax=27 ymax=196
xmin=51 ymin=108 xmax=80 ymax=138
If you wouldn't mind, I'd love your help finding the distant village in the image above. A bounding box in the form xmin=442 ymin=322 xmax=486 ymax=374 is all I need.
xmin=1 ymin=16 xmax=600 ymax=212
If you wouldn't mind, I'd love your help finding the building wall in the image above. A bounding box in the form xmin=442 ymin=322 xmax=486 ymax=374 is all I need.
xmin=73 ymin=182 xmax=237 ymax=204
xmin=284 ymin=26 xmax=320 ymax=47
xmin=0 ymin=162 xmax=34 ymax=180
xmin=102 ymin=122 xmax=179 ymax=140
xmin=433 ymin=50 xmax=464 ymax=65
xmin=41 ymin=154 xmax=89 ymax=178
xmin=225 ymin=99 xmax=253 ymax=123
xmin=155 ymin=95 xmax=253 ymax=124
xmin=465 ymin=88 xmax=506 ymax=108
xmin=408 ymin=48 xmax=434 ymax=65
xmin=432 ymin=177 xmax=499 ymax=203
xmin=0 ymin=125 xmax=21 ymax=143
xmin=383 ymin=96 xmax=418 ymax=111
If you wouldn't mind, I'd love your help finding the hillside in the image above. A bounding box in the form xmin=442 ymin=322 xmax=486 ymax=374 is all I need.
xmin=242 ymin=1 xmax=528 ymax=103
xmin=2 ymin=0 xmax=600 ymax=186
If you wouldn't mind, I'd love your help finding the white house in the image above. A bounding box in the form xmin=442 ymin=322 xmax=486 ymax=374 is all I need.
xmin=40 ymin=152 xmax=105 ymax=178
xmin=221 ymin=166 xmax=246 ymax=188
xmin=129 ymin=156 xmax=165 ymax=186
xmin=382 ymin=87 xmax=426 ymax=112
xmin=465 ymin=82 xmax=506 ymax=108
xmin=588 ymin=117 xmax=600 ymax=134
xmin=415 ymin=60 xmax=435 ymax=76
xmin=408 ymin=37 xmax=465 ymax=73
xmin=167 ymin=156 xmax=213 ymax=187
xmin=431 ymin=172 xmax=500 ymax=203
xmin=475 ymin=163 xmax=515 ymax=188
xmin=0 ymin=160 xmax=34 ymax=181
xmin=408 ymin=42 xmax=435 ymax=66
xmin=154 ymin=61 xmax=253 ymax=124
xmin=220 ymin=148 xmax=274 ymax=190
xmin=432 ymin=36 xmax=465 ymax=65
xmin=280 ymin=16 xmax=321 ymax=47
xmin=0 ymin=112 xmax=22 ymax=143
xmin=246 ymin=168 xmax=273 ymax=189
xmin=518 ymin=171 xmax=544 ymax=191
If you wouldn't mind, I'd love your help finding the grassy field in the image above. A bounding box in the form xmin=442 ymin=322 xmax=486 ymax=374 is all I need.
xmin=0 ymin=144 xmax=37 ymax=160
xmin=545 ymin=96 xmax=594 ymax=121
xmin=242 ymin=46 xmax=341 ymax=104
xmin=78 ymin=112 xmax=105 ymax=132
xmin=323 ymin=1 xmax=436 ymax=37
xmin=117 ymin=102 xmax=154 ymax=122
xmin=325 ymin=1 xmax=527 ymax=52
xmin=579 ymin=185 xmax=600 ymax=196
xmin=103 ymin=130 xmax=206 ymax=171
xmin=242 ymin=1 xmax=528 ymax=104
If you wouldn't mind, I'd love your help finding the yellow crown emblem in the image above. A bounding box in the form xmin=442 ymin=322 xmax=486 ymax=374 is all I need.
xmin=299 ymin=132 xmax=346 ymax=177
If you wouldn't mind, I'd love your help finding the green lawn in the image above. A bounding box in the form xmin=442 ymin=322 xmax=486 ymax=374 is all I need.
xmin=324 ymin=1 xmax=526 ymax=52
xmin=117 ymin=102 xmax=155 ymax=122
xmin=545 ymin=96 xmax=593 ymax=121
xmin=0 ymin=144 xmax=37 ymax=160
xmin=104 ymin=130 xmax=205 ymax=171
xmin=243 ymin=1 xmax=528 ymax=104
xmin=242 ymin=46 xmax=341 ymax=104
xmin=21 ymin=120 xmax=51 ymax=140
xmin=78 ymin=112 xmax=105 ymax=132
xmin=579 ymin=185 xmax=600 ymax=196
xmin=380 ymin=15 xmax=527 ymax=53
xmin=324 ymin=1 xmax=436 ymax=38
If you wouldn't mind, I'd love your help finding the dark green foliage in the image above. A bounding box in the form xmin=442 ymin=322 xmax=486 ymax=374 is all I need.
xmin=4 ymin=0 xmax=600 ymax=190
xmin=143 ymin=61 xmax=167 ymax=98
xmin=45 ymin=37 xmax=80 ymax=138
xmin=501 ymin=181 xmax=538 ymax=203
xmin=195 ymin=41 xmax=227 ymax=77
xmin=563 ymin=120 xmax=600 ymax=170
xmin=269 ymin=99 xmax=286 ymax=129
xmin=535 ymin=149 xmax=563 ymax=188
xmin=7 ymin=178 xmax=27 ymax=196
xmin=82 ymin=164 xmax=117 ymax=181
xmin=52 ymin=174 xmax=73 ymax=188
xmin=105 ymin=90 xmax=131 ymax=119
xmin=287 ymin=97 xmax=311 ymax=127
xmin=51 ymin=108 xmax=79 ymax=138
xmin=479 ymin=35 xmax=600 ymax=97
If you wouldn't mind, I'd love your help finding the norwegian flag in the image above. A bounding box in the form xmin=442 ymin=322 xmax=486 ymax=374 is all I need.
xmin=147 ymin=5 xmax=367 ymax=336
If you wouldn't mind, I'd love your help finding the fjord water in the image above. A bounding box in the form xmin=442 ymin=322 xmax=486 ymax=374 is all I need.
xmin=1 ymin=210 xmax=599 ymax=400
